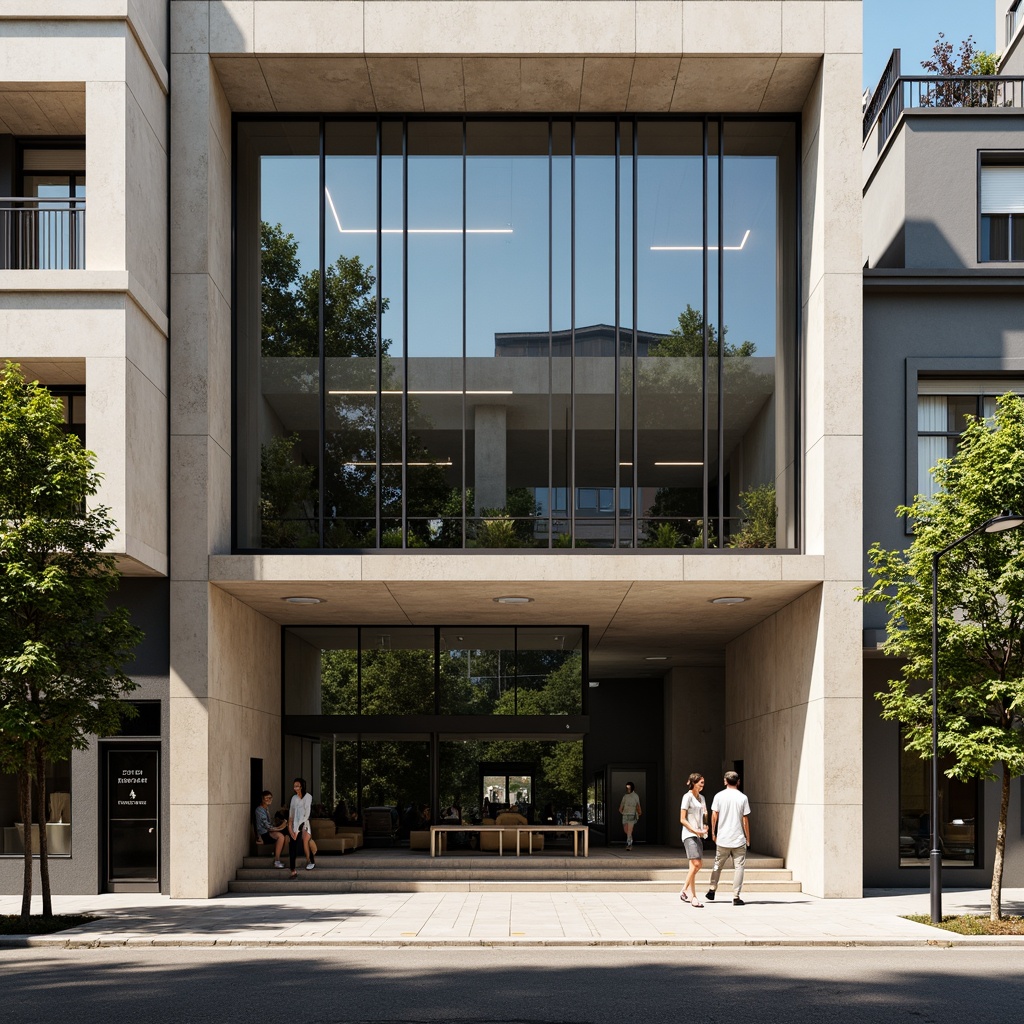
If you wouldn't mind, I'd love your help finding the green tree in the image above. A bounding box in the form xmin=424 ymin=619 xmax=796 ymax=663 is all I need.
xmin=729 ymin=483 xmax=777 ymax=549
xmin=650 ymin=304 xmax=756 ymax=358
xmin=860 ymin=393 xmax=1024 ymax=921
xmin=0 ymin=364 xmax=143 ymax=924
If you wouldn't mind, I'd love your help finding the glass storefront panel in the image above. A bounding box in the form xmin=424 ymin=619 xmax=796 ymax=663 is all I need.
xmin=360 ymin=627 xmax=435 ymax=715
xmin=635 ymin=121 xmax=704 ymax=548
xmin=0 ymin=757 xmax=72 ymax=857
xmin=235 ymin=117 xmax=797 ymax=551
xmin=899 ymin=734 xmax=980 ymax=868
xmin=439 ymin=627 xmax=516 ymax=714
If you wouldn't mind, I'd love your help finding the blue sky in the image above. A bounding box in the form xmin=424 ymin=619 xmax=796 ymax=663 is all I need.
xmin=864 ymin=0 xmax=998 ymax=90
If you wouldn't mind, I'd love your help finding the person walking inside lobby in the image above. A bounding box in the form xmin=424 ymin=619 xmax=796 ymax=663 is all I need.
xmin=618 ymin=781 xmax=642 ymax=849
xmin=679 ymin=773 xmax=708 ymax=906
xmin=705 ymin=771 xmax=751 ymax=905
xmin=287 ymin=777 xmax=316 ymax=879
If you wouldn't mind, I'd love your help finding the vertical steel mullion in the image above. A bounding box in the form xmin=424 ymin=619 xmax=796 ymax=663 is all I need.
xmin=375 ymin=120 xmax=383 ymax=548
xmin=570 ymin=120 xmax=576 ymax=547
xmin=701 ymin=117 xmax=709 ymax=548
xmin=632 ymin=119 xmax=639 ymax=548
xmin=462 ymin=120 xmax=468 ymax=548
xmin=402 ymin=119 xmax=409 ymax=546
xmin=613 ymin=119 xmax=621 ymax=549
xmin=318 ymin=118 xmax=326 ymax=548
xmin=717 ymin=118 xmax=725 ymax=547
xmin=547 ymin=118 xmax=554 ymax=548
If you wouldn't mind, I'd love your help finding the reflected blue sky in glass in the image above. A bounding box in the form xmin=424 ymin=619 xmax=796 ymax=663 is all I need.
xmin=259 ymin=130 xmax=780 ymax=358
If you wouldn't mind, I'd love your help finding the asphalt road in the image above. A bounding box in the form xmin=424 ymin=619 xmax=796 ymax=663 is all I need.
xmin=2 ymin=946 xmax=1021 ymax=1023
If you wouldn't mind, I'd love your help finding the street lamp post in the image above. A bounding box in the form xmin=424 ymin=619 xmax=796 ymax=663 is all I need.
xmin=930 ymin=511 xmax=1024 ymax=924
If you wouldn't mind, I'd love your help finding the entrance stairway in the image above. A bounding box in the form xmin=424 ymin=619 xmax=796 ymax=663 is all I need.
xmin=228 ymin=847 xmax=801 ymax=895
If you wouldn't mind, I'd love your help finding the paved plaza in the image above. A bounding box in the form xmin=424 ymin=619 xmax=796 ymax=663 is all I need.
xmin=2 ymin=887 xmax=1022 ymax=948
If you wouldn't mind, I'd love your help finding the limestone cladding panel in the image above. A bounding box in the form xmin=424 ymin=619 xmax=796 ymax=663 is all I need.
xmin=204 ymin=586 xmax=282 ymax=898
xmin=125 ymin=356 xmax=169 ymax=574
xmin=85 ymin=81 xmax=128 ymax=272
xmin=725 ymin=584 xmax=862 ymax=898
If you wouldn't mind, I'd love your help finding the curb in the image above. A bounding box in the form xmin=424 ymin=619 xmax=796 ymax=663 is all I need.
xmin=3 ymin=934 xmax=1023 ymax=949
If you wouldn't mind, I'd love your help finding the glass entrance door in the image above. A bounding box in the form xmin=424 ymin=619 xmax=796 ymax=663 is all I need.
xmin=104 ymin=745 xmax=160 ymax=891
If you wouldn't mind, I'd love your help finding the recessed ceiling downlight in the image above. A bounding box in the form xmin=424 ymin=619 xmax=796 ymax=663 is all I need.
xmin=283 ymin=596 xmax=324 ymax=605
xmin=710 ymin=596 xmax=749 ymax=605
xmin=644 ymin=656 xmax=668 ymax=661
xmin=493 ymin=596 xmax=534 ymax=604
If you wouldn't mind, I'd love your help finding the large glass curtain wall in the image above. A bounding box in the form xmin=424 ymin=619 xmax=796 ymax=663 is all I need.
xmin=236 ymin=117 xmax=797 ymax=550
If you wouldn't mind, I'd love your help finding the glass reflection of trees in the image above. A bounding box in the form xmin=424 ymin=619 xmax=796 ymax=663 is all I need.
xmin=316 ymin=647 xmax=584 ymax=821
xmin=258 ymin=221 xmax=450 ymax=548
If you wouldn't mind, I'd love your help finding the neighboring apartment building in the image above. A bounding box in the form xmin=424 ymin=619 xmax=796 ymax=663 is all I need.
xmin=0 ymin=1 xmax=862 ymax=899
xmin=860 ymin=1 xmax=1024 ymax=888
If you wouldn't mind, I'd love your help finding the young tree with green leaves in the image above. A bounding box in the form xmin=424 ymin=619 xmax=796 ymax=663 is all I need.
xmin=0 ymin=364 xmax=143 ymax=924
xmin=860 ymin=393 xmax=1024 ymax=921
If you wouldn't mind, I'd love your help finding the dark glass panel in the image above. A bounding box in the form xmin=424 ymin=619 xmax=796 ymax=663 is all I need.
xmin=899 ymin=730 xmax=979 ymax=867
xmin=634 ymin=120 xmax=704 ymax=548
xmin=719 ymin=122 xmax=793 ymax=549
xmin=359 ymin=626 xmax=435 ymax=715
xmin=439 ymin=627 xmax=516 ymax=714
xmin=618 ymin=123 xmax=635 ymax=546
xmin=236 ymin=121 xmax=320 ymax=549
xmin=406 ymin=122 xmax=464 ymax=539
xmin=515 ymin=627 xmax=583 ymax=715
xmin=1012 ymin=215 xmax=1024 ymax=261
xmin=466 ymin=121 xmax=549 ymax=548
xmin=320 ymin=738 xmax=359 ymax=825
xmin=360 ymin=740 xmax=430 ymax=833
xmin=574 ymin=122 xmax=616 ymax=547
xmin=982 ymin=214 xmax=1009 ymax=261
xmin=324 ymin=122 xmax=379 ymax=547
xmin=552 ymin=121 xmax=572 ymax=546
xmin=284 ymin=627 xmax=359 ymax=715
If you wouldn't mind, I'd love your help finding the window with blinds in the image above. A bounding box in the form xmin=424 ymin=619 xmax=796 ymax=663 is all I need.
xmin=917 ymin=383 xmax=1024 ymax=498
xmin=980 ymin=163 xmax=1024 ymax=261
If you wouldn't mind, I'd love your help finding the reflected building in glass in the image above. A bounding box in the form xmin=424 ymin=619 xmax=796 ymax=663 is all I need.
xmin=236 ymin=117 xmax=797 ymax=551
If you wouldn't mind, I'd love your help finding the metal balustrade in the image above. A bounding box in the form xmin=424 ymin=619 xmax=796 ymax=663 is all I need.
xmin=0 ymin=197 xmax=86 ymax=270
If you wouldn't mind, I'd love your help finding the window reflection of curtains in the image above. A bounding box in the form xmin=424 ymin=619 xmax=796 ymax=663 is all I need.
xmin=916 ymin=395 xmax=946 ymax=500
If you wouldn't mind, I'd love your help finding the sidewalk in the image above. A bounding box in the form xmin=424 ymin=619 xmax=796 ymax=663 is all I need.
xmin=2 ymin=887 xmax=1023 ymax=947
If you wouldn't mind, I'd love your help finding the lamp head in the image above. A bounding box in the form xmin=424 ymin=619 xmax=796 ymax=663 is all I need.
xmin=983 ymin=511 xmax=1024 ymax=534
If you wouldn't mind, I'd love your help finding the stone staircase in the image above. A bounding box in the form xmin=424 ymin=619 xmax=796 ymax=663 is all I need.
xmin=228 ymin=846 xmax=801 ymax=895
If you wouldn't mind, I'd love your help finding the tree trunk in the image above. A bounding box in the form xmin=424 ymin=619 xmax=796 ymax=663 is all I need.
xmin=34 ymin=746 xmax=52 ymax=918
xmin=991 ymin=762 xmax=1010 ymax=922
xmin=18 ymin=754 xmax=33 ymax=924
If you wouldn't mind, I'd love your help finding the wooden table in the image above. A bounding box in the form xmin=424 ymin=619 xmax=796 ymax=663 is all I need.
xmin=428 ymin=824 xmax=589 ymax=857
xmin=516 ymin=825 xmax=589 ymax=857
xmin=429 ymin=824 xmax=508 ymax=857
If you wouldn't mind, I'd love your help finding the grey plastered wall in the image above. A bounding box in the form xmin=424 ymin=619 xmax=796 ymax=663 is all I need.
xmin=0 ymin=578 xmax=170 ymax=896
xmin=865 ymin=116 xmax=1024 ymax=271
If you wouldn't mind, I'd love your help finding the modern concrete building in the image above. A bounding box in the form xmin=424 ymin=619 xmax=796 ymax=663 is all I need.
xmin=860 ymin=1 xmax=1024 ymax=888
xmin=1 ymin=1 xmax=863 ymax=899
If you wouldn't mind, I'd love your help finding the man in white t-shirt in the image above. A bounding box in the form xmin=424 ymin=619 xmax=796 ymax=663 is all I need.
xmin=705 ymin=771 xmax=751 ymax=906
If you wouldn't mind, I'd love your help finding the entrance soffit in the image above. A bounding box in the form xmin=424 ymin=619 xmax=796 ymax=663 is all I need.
xmin=210 ymin=554 xmax=824 ymax=676
xmin=212 ymin=55 xmax=821 ymax=114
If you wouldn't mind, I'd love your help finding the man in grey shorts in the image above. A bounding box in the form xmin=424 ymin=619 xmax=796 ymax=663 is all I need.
xmin=706 ymin=771 xmax=751 ymax=906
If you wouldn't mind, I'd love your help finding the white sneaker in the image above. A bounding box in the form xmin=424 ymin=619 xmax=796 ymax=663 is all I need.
xmin=305 ymin=862 xmax=315 ymax=870
xmin=273 ymin=860 xmax=284 ymax=868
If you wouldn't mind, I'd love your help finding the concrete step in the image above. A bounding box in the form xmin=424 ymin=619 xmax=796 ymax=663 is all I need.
xmin=228 ymin=877 xmax=803 ymax=894
xmin=234 ymin=866 xmax=790 ymax=882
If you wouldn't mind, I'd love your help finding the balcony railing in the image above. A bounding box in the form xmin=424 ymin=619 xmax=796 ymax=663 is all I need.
xmin=863 ymin=60 xmax=1024 ymax=152
xmin=0 ymin=197 xmax=86 ymax=270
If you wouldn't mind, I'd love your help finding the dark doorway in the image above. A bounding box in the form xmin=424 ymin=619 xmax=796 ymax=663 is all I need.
xmin=607 ymin=764 xmax=657 ymax=845
xmin=102 ymin=744 xmax=160 ymax=892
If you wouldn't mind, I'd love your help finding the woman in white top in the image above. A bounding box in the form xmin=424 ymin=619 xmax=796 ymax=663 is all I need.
xmin=618 ymin=782 xmax=642 ymax=849
xmin=679 ymin=773 xmax=708 ymax=907
xmin=287 ymin=777 xmax=315 ymax=878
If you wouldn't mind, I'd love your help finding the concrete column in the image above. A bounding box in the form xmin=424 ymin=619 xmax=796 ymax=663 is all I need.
xmin=474 ymin=404 xmax=507 ymax=514
xmin=85 ymin=80 xmax=128 ymax=271
xmin=663 ymin=666 xmax=725 ymax=848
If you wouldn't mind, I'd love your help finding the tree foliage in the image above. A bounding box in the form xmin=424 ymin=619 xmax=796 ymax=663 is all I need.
xmin=860 ymin=393 xmax=1024 ymax=920
xmin=920 ymin=33 xmax=1001 ymax=107
xmin=650 ymin=304 xmax=756 ymax=358
xmin=0 ymin=364 xmax=143 ymax=922
xmin=729 ymin=483 xmax=777 ymax=549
